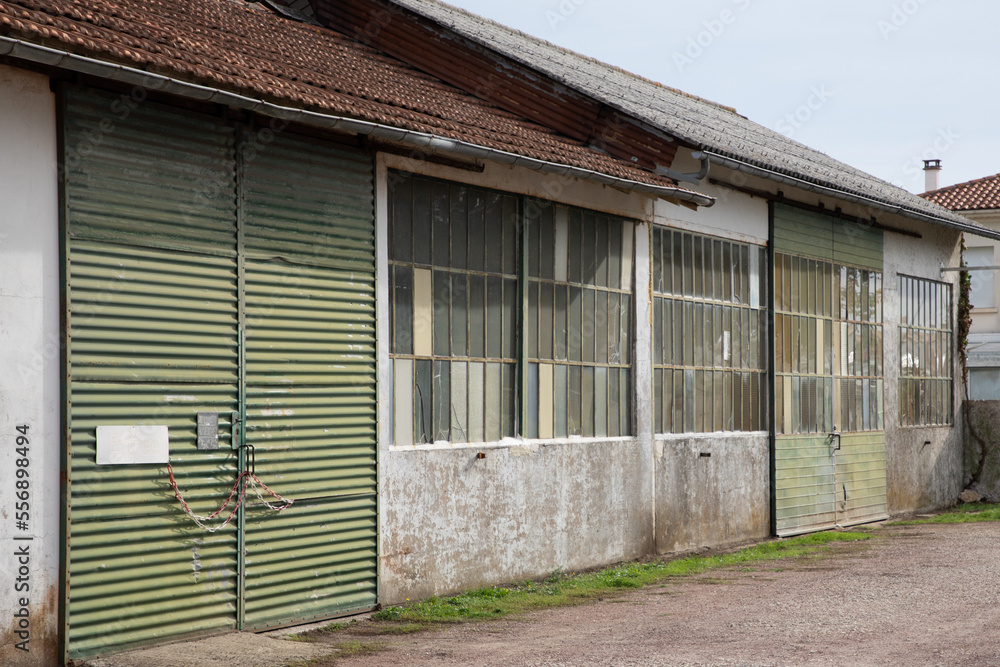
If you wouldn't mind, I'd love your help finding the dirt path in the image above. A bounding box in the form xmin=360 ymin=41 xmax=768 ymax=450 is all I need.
xmin=333 ymin=523 xmax=1000 ymax=667
xmin=85 ymin=522 xmax=1000 ymax=667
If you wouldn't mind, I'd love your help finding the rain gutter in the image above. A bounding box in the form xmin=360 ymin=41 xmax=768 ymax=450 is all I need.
xmin=0 ymin=36 xmax=715 ymax=208
xmin=694 ymin=149 xmax=1000 ymax=240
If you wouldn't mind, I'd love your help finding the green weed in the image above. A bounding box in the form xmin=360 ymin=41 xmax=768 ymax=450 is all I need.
xmin=370 ymin=530 xmax=870 ymax=625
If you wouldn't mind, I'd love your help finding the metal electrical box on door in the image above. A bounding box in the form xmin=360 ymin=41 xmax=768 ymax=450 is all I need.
xmin=197 ymin=412 xmax=219 ymax=450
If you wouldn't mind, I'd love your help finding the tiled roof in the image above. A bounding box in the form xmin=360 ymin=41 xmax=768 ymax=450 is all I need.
xmin=388 ymin=0 xmax=984 ymax=231
xmin=923 ymin=173 xmax=1000 ymax=212
xmin=0 ymin=0 xmax=686 ymax=194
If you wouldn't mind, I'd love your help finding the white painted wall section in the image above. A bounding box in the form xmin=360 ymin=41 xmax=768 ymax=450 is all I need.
xmin=0 ymin=64 xmax=61 ymax=666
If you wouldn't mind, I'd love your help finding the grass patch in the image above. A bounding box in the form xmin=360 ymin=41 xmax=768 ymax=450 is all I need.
xmin=371 ymin=530 xmax=871 ymax=625
xmin=892 ymin=502 xmax=1000 ymax=524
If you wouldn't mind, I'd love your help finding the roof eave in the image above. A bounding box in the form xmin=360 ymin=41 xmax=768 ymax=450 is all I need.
xmin=698 ymin=150 xmax=1000 ymax=242
xmin=0 ymin=35 xmax=713 ymax=209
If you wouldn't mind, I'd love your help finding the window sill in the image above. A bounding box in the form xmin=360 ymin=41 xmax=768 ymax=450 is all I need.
xmin=389 ymin=435 xmax=636 ymax=453
xmin=972 ymin=307 xmax=999 ymax=314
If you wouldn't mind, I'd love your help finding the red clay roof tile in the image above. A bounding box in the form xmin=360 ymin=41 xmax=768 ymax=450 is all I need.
xmin=922 ymin=173 xmax=1000 ymax=211
xmin=0 ymin=0 xmax=684 ymax=192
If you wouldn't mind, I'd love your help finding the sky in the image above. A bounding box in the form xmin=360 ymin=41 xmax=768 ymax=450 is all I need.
xmin=441 ymin=0 xmax=1000 ymax=194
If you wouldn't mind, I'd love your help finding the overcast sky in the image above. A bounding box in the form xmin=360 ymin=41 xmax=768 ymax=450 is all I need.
xmin=442 ymin=0 xmax=998 ymax=194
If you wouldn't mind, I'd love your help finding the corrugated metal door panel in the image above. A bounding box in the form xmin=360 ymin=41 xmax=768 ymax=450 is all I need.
xmin=69 ymin=241 xmax=239 ymax=383
xmin=774 ymin=435 xmax=837 ymax=536
xmin=242 ymin=138 xmax=375 ymax=270
xmin=244 ymin=262 xmax=376 ymax=386
xmin=241 ymin=132 xmax=377 ymax=629
xmin=64 ymin=88 xmax=238 ymax=256
xmin=836 ymin=432 xmax=888 ymax=526
xmin=66 ymin=385 xmax=240 ymax=658
xmin=242 ymin=497 xmax=378 ymax=629
xmin=773 ymin=205 xmax=833 ymax=260
xmin=834 ymin=222 xmax=883 ymax=271
xmin=65 ymin=87 xmax=241 ymax=660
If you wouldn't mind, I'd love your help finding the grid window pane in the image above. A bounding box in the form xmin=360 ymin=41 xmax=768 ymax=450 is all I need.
xmin=899 ymin=276 xmax=953 ymax=426
xmin=391 ymin=171 xmax=635 ymax=443
xmin=652 ymin=227 xmax=767 ymax=434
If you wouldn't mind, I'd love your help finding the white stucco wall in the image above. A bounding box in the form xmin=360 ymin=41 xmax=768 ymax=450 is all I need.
xmin=882 ymin=218 xmax=965 ymax=513
xmin=373 ymin=155 xmax=778 ymax=603
xmin=0 ymin=64 xmax=61 ymax=666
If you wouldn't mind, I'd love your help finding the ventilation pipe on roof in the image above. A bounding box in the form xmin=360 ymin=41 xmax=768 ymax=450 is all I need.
xmin=924 ymin=159 xmax=942 ymax=193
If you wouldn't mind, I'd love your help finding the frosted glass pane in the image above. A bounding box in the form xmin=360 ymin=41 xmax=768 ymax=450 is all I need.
xmin=555 ymin=364 xmax=568 ymax=437
xmin=393 ymin=359 xmax=413 ymax=447
xmin=469 ymin=362 xmax=485 ymax=442
xmin=451 ymin=274 xmax=467 ymax=357
xmin=554 ymin=285 xmax=568 ymax=361
xmin=414 ymin=359 xmax=433 ymax=443
xmin=540 ymin=281 xmax=554 ymax=360
xmin=538 ymin=363 xmax=554 ymax=439
xmin=432 ymin=181 xmax=450 ymax=267
xmin=582 ymin=367 xmax=595 ymax=436
xmin=610 ymin=218 xmax=623 ymax=292
xmin=525 ymin=362 xmax=539 ymax=439
xmin=450 ymin=362 xmax=468 ymax=443
xmin=527 ymin=281 xmax=538 ymax=359
xmin=434 ymin=271 xmax=451 ymax=356
xmin=568 ymin=365 xmax=582 ymax=436
xmin=485 ymin=363 xmax=502 ymax=441
xmin=595 ymin=366 xmax=608 ymax=437
xmin=450 ymin=185 xmax=467 ymax=270
xmin=488 ymin=276 xmax=503 ymax=358
xmin=596 ymin=290 xmax=609 ymax=364
xmin=433 ymin=360 xmax=451 ymax=442
xmin=555 ymin=207 xmax=569 ymax=282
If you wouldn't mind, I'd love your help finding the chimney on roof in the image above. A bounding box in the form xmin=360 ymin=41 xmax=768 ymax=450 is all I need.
xmin=923 ymin=159 xmax=942 ymax=192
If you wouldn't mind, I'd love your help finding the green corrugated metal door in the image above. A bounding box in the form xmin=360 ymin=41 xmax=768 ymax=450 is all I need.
xmin=64 ymin=88 xmax=377 ymax=659
xmin=64 ymin=88 xmax=241 ymax=659
xmin=241 ymin=133 xmax=377 ymax=628
xmin=772 ymin=204 xmax=886 ymax=536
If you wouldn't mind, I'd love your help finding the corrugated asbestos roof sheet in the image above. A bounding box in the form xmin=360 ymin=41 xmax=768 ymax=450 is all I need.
xmin=388 ymin=0 xmax=982 ymax=230
xmin=0 ymin=0 xmax=687 ymax=194
xmin=923 ymin=173 xmax=1000 ymax=212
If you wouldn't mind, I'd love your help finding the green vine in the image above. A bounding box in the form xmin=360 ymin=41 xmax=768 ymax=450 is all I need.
xmin=959 ymin=240 xmax=988 ymax=489
xmin=957 ymin=239 xmax=972 ymax=372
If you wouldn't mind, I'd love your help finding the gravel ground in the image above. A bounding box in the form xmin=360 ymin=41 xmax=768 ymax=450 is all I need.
xmin=84 ymin=521 xmax=1000 ymax=667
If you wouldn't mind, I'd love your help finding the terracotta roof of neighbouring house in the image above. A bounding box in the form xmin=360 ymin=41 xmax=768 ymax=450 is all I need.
xmin=0 ymin=0 xmax=691 ymax=196
xmin=386 ymin=0 xmax=990 ymax=233
xmin=923 ymin=173 xmax=1000 ymax=212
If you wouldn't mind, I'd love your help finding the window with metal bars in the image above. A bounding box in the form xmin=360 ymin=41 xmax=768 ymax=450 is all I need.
xmin=651 ymin=227 xmax=768 ymax=433
xmin=774 ymin=256 xmax=884 ymax=434
xmin=388 ymin=170 xmax=635 ymax=444
xmin=899 ymin=275 xmax=953 ymax=427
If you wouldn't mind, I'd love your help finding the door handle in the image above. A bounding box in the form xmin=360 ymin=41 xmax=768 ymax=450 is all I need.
xmin=231 ymin=411 xmax=242 ymax=450
xmin=828 ymin=429 xmax=841 ymax=451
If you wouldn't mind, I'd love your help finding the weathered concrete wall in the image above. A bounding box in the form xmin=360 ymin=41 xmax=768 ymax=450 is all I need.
xmin=654 ymin=434 xmax=770 ymax=553
xmin=964 ymin=401 xmax=1000 ymax=502
xmin=379 ymin=440 xmax=653 ymax=603
xmin=0 ymin=64 xmax=61 ymax=666
xmin=883 ymin=219 xmax=965 ymax=513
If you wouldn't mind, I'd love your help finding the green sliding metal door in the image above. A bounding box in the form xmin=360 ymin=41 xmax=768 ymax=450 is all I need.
xmin=63 ymin=87 xmax=376 ymax=660
xmin=772 ymin=204 xmax=887 ymax=536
